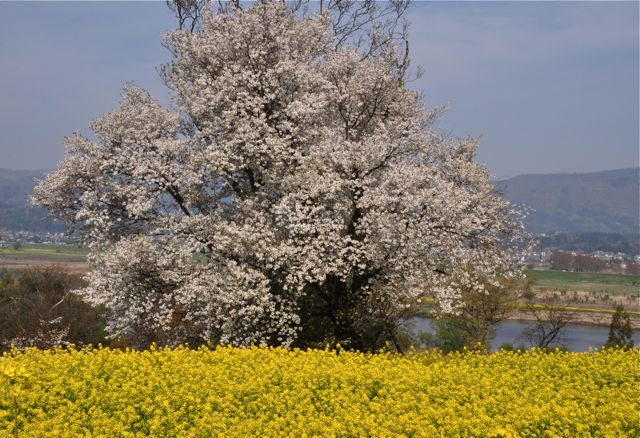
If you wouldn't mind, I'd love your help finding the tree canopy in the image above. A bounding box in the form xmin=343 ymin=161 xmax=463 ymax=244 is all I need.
xmin=33 ymin=1 xmax=527 ymax=350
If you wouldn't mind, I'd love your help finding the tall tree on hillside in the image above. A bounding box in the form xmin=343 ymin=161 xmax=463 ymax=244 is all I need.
xmin=33 ymin=1 xmax=527 ymax=350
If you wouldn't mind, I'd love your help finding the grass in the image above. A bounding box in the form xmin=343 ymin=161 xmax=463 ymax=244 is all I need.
xmin=525 ymin=269 xmax=640 ymax=296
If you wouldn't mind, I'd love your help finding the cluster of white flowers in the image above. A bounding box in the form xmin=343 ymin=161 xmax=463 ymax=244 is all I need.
xmin=5 ymin=317 xmax=70 ymax=351
xmin=33 ymin=2 xmax=528 ymax=348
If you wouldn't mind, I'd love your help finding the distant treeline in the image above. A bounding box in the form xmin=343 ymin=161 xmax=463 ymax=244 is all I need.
xmin=549 ymin=251 xmax=639 ymax=275
xmin=536 ymin=232 xmax=640 ymax=257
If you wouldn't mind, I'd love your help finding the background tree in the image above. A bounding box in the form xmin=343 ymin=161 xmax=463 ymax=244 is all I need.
xmin=33 ymin=1 xmax=527 ymax=350
xmin=521 ymin=297 xmax=573 ymax=350
xmin=452 ymin=276 xmax=527 ymax=349
xmin=572 ymin=254 xmax=607 ymax=273
xmin=425 ymin=274 xmax=528 ymax=351
xmin=419 ymin=317 xmax=466 ymax=354
xmin=605 ymin=304 xmax=634 ymax=349
xmin=549 ymin=251 xmax=574 ymax=271
xmin=625 ymin=261 xmax=640 ymax=275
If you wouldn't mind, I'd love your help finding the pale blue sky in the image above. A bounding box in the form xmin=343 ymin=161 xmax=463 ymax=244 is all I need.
xmin=0 ymin=1 xmax=638 ymax=177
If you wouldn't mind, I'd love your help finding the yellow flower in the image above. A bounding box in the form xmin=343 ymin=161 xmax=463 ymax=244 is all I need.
xmin=0 ymin=347 xmax=637 ymax=436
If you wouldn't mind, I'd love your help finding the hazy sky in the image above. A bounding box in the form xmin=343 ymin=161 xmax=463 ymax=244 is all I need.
xmin=0 ymin=1 xmax=638 ymax=177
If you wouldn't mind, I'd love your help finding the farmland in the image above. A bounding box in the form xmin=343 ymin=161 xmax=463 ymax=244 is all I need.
xmin=0 ymin=243 xmax=89 ymax=260
xmin=0 ymin=243 xmax=90 ymax=272
xmin=525 ymin=269 xmax=640 ymax=296
xmin=524 ymin=269 xmax=639 ymax=321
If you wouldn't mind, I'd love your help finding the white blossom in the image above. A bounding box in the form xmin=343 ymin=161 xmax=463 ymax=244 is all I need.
xmin=33 ymin=2 xmax=528 ymax=349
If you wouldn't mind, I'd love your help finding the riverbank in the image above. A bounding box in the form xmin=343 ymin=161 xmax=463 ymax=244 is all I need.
xmin=418 ymin=298 xmax=640 ymax=329
xmin=510 ymin=308 xmax=640 ymax=329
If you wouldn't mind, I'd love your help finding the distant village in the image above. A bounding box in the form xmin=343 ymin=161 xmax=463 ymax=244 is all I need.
xmin=524 ymin=249 xmax=640 ymax=275
xmin=0 ymin=229 xmax=76 ymax=245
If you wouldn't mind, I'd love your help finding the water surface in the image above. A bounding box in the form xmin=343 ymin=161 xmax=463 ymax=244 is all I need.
xmin=410 ymin=317 xmax=640 ymax=352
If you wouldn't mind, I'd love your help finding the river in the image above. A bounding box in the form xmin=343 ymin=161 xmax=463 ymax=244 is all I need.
xmin=410 ymin=317 xmax=640 ymax=352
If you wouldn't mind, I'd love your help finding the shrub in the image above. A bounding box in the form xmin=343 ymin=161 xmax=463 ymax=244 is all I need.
xmin=0 ymin=268 xmax=106 ymax=351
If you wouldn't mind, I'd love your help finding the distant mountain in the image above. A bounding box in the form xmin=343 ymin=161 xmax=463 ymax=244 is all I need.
xmin=0 ymin=169 xmax=44 ymax=207
xmin=0 ymin=168 xmax=64 ymax=232
xmin=495 ymin=168 xmax=639 ymax=235
xmin=1 ymin=167 xmax=639 ymax=235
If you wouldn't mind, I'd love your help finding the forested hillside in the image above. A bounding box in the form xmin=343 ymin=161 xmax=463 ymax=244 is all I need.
xmin=496 ymin=168 xmax=639 ymax=235
xmin=0 ymin=169 xmax=64 ymax=232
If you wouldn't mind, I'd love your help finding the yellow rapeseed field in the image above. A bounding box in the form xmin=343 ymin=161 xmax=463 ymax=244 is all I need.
xmin=1 ymin=346 xmax=638 ymax=437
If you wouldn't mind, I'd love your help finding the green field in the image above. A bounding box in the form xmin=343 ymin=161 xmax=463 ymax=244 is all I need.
xmin=525 ymin=269 xmax=640 ymax=296
xmin=0 ymin=243 xmax=89 ymax=262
